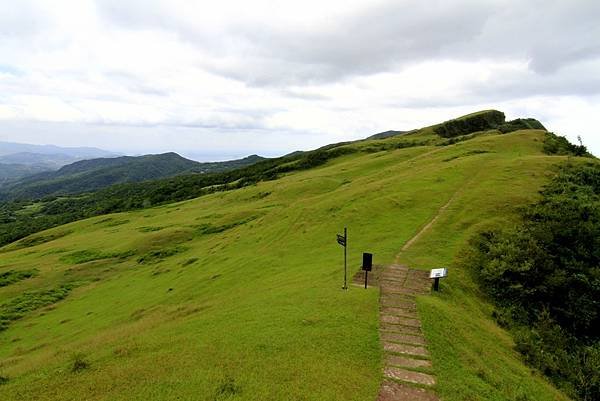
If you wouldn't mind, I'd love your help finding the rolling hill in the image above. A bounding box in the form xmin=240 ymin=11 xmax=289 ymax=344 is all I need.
xmin=0 ymin=111 xmax=594 ymax=401
xmin=0 ymin=153 xmax=265 ymax=201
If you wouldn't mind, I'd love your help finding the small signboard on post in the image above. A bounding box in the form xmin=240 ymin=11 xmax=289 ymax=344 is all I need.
xmin=337 ymin=228 xmax=348 ymax=290
xmin=362 ymin=252 xmax=373 ymax=289
xmin=429 ymin=268 xmax=448 ymax=291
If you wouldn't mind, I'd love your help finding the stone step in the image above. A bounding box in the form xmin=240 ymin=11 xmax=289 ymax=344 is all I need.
xmin=384 ymin=367 xmax=436 ymax=386
xmin=381 ymin=315 xmax=421 ymax=327
xmin=386 ymin=354 xmax=432 ymax=369
xmin=380 ymin=322 xmax=422 ymax=335
xmin=377 ymin=380 xmax=439 ymax=401
xmin=380 ymin=306 xmax=418 ymax=318
xmin=407 ymin=281 xmax=433 ymax=289
xmin=380 ymin=276 xmax=407 ymax=284
xmin=384 ymin=287 xmax=427 ymax=296
xmin=381 ymin=332 xmax=426 ymax=346
xmin=381 ymin=293 xmax=416 ymax=302
xmin=381 ymin=278 xmax=408 ymax=286
xmin=384 ymin=342 xmax=429 ymax=357
xmin=383 ymin=271 xmax=407 ymax=276
xmin=380 ymin=298 xmax=416 ymax=309
xmin=383 ymin=271 xmax=408 ymax=278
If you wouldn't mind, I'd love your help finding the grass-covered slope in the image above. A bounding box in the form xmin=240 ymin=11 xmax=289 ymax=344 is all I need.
xmin=0 ymin=128 xmax=576 ymax=400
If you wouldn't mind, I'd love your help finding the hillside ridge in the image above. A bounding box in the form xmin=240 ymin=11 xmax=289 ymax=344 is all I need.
xmin=0 ymin=153 xmax=265 ymax=201
xmin=0 ymin=111 xmax=590 ymax=401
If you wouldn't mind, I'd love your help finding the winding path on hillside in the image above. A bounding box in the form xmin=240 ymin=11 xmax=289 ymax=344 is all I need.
xmin=397 ymin=194 xmax=456 ymax=255
xmin=376 ymin=183 xmax=467 ymax=400
xmin=375 ymin=264 xmax=439 ymax=401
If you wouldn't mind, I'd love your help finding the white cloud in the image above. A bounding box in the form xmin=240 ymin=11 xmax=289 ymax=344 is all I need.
xmin=0 ymin=0 xmax=599 ymax=158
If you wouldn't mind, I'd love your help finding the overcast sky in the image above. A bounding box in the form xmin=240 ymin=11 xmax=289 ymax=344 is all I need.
xmin=1 ymin=0 xmax=599 ymax=160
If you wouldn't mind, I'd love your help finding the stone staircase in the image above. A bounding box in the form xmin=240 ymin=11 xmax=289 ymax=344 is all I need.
xmin=376 ymin=264 xmax=439 ymax=401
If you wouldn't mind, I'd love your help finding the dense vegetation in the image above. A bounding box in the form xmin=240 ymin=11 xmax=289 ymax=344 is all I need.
xmin=433 ymin=110 xmax=547 ymax=138
xmin=433 ymin=110 xmax=507 ymax=137
xmin=0 ymin=153 xmax=264 ymax=201
xmin=0 ymin=269 xmax=37 ymax=287
xmin=0 ymin=163 xmax=49 ymax=185
xmin=465 ymin=161 xmax=600 ymax=401
xmin=497 ymin=118 xmax=546 ymax=133
xmin=543 ymin=132 xmax=591 ymax=156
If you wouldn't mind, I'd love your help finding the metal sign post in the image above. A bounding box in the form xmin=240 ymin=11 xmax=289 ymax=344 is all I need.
xmin=337 ymin=227 xmax=347 ymax=290
xmin=362 ymin=252 xmax=372 ymax=289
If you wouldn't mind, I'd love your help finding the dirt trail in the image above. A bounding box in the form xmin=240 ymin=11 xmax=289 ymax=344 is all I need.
xmin=377 ymin=176 xmax=479 ymax=399
xmin=397 ymin=191 xmax=458 ymax=256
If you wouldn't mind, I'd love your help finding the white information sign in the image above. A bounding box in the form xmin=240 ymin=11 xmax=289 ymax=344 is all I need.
xmin=429 ymin=268 xmax=448 ymax=279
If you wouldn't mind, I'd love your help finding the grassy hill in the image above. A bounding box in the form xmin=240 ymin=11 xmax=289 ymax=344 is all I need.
xmin=0 ymin=114 xmax=588 ymax=400
xmin=0 ymin=153 xmax=265 ymax=201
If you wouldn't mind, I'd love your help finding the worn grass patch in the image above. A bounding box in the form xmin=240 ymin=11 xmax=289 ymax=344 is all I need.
xmin=194 ymin=215 xmax=259 ymax=236
xmin=443 ymin=149 xmax=491 ymax=162
xmin=4 ymin=231 xmax=72 ymax=251
xmin=105 ymin=219 xmax=130 ymax=227
xmin=59 ymin=249 xmax=134 ymax=264
xmin=137 ymin=226 xmax=167 ymax=233
xmin=136 ymin=246 xmax=188 ymax=264
xmin=181 ymin=258 xmax=198 ymax=267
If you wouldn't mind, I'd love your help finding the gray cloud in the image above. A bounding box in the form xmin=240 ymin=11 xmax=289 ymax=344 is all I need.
xmin=95 ymin=0 xmax=600 ymax=87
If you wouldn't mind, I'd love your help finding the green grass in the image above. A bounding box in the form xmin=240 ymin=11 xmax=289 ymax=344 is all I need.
xmin=0 ymin=129 xmax=575 ymax=400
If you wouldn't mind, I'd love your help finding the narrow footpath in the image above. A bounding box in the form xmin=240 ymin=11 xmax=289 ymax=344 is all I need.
xmin=376 ymin=179 xmax=475 ymax=400
xmin=376 ymin=264 xmax=439 ymax=401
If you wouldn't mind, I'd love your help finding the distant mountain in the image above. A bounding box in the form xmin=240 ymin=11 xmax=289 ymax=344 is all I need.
xmin=0 ymin=152 xmax=83 ymax=169
xmin=0 ymin=153 xmax=265 ymax=201
xmin=0 ymin=163 xmax=50 ymax=185
xmin=0 ymin=141 xmax=118 ymax=159
xmin=0 ymin=142 xmax=121 ymax=184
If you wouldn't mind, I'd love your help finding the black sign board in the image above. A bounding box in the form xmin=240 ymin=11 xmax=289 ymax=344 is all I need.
xmin=338 ymin=228 xmax=348 ymax=290
xmin=362 ymin=252 xmax=372 ymax=272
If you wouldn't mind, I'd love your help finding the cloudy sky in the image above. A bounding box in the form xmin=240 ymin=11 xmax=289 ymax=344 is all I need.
xmin=1 ymin=0 xmax=599 ymax=160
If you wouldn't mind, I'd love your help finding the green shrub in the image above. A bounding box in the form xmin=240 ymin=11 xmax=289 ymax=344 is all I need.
xmin=543 ymin=132 xmax=590 ymax=157
xmin=0 ymin=269 xmax=37 ymax=287
xmin=71 ymin=353 xmax=90 ymax=372
xmin=59 ymin=249 xmax=134 ymax=264
xmin=215 ymin=376 xmax=240 ymax=399
xmin=434 ymin=110 xmax=506 ymax=138
xmin=136 ymin=246 xmax=187 ymax=264
xmin=498 ymin=118 xmax=546 ymax=133
xmin=465 ymin=161 xmax=600 ymax=400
